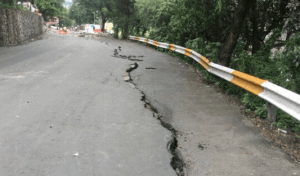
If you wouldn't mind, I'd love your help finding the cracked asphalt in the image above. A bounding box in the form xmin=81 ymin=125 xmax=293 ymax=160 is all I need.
xmin=0 ymin=32 xmax=299 ymax=176
xmin=0 ymin=34 xmax=174 ymax=176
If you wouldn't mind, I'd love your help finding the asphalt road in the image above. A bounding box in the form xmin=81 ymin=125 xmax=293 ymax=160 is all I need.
xmin=0 ymin=34 xmax=174 ymax=176
xmin=0 ymin=32 xmax=299 ymax=176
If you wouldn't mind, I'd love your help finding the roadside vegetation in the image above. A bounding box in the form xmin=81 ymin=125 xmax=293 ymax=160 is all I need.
xmin=0 ymin=0 xmax=30 ymax=11
xmin=137 ymin=0 xmax=300 ymax=133
xmin=70 ymin=0 xmax=135 ymax=38
xmin=34 ymin=0 xmax=74 ymax=27
xmin=1 ymin=0 xmax=74 ymax=27
xmin=146 ymin=0 xmax=300 ymax=132
xmin=72 ymin=0 xmax=300 ymax=132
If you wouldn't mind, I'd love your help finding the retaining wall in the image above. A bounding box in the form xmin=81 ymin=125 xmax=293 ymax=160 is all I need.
xmin=0 ymin=8 xmax=44 ymax=46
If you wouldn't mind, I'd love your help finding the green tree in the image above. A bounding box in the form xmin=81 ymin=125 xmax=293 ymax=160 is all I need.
xmin=69 ymin=4 xmax=93 ymax=25
xmin=78 ymin=0 xmax=112 ymax=31
xmin=35 ymin=0 xmax=64 ymax=20
xmin=132 ymin=0 xmax=300 ymax=127
xmin=217 ymin=0 xmax=253 ymax=66
xmin=1 ymin=0 xmax=15 ymax=5
xmin=0 ymin=0 xmax=32 ymax=10
xmin=58 ymin=9 xmax=75 ymax=27
xmin=133 ymin=0 xmax=164 ymax=36
xmin=110 ymin=0 xmax=135 ymax=39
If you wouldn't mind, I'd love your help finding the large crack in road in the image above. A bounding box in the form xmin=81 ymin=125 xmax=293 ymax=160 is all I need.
xmin=114 ymin=48 xmax=186 ymax=176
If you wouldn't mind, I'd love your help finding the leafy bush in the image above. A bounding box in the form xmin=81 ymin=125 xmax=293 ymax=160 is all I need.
xmin=0 ymin=1 xmax=30 ymax=11
xmin=184 ymin=32 xmax=300 ymax=132
xmin=132 ymin=0 xmax=300 ymax=133
xmin=185 ymin=37 xmax=223 ymax=83
xmin=232 ymin=30 xmax=300 ymax=131
xmin=274 ymin=110 xmax=300 ymax=132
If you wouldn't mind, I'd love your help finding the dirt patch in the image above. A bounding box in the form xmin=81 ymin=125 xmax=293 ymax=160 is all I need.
xmin=249 ymin=117 xmax=300 ymax=162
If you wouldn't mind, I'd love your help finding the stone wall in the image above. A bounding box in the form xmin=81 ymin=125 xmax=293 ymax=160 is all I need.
xmin=0 ymin=8 xmax=44 ymax=46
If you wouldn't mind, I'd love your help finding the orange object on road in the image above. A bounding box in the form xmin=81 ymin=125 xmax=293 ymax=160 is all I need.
xmin=58 ymin=30 xmax=68 ymax=35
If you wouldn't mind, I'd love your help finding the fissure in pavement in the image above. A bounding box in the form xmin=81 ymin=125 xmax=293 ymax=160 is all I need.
xmin=141 ymin=92 xmax=185 ymax=176
xmin=115 ymin=48 xmax=186 ymax=176
xmin=112 ymin=48 xmax=144 ymax=62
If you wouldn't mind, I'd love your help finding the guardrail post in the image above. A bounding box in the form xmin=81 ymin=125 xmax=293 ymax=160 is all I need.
xmin=267 ymin=102 xmax=277 ymax=123
xmin=129 ymin=36 xmax=300 ymax=121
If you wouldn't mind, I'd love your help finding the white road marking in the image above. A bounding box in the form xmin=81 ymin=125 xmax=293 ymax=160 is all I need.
xmin=62 ymin=53 xmax=72 ymax=59
xmin=54 ymin=53 xmax=72 ymax=65
xmin=0 ymin=74 xmax=26 ymax=79
xmin=0 ymin=71 xmax=48 ymax=80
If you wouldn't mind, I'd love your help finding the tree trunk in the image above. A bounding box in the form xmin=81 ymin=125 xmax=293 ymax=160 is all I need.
xmin=101 ymin=13 xmax=106 ymax=32
xmin=122 ymin=14 xmax=129 ymax=39
xmin=217 ymin=0 xmax=253 ymax=66
xmin=251 ymin=0 xmax=261 ymax=54
xmin=113 ymin=25 xmax=119 ymax=38
xmin=142 ymin=28 xmax=147 ymax=36
xmin=243 ymin=21 xmax=251 ymax=51
xmin=136 ymin=26 xmax=140 ymax=35
xmin=122 ymin=20 xmax=129 ymax=39
xmin=135 ymin=19 xmax=140 ymax=35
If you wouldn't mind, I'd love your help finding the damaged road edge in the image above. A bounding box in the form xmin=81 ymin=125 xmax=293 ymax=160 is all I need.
xmin=124 ymin=62 xmax=187 ymax=176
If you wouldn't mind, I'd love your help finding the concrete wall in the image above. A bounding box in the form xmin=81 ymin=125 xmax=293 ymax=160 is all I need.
xmin=0 ymin=8 xmax=44 ymax=46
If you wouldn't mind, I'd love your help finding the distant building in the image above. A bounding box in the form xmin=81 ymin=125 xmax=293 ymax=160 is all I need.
xmin=105 ymin=23 xmax=114 ymax=34
xmin=47 ymin=17 xmax=60 ymax=27
xmin=16 ymin=1 xmax=42 ymax=16
xmin=16 ymin=1 xmax=37 ymax=13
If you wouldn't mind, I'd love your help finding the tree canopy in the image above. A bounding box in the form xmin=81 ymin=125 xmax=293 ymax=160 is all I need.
xmin=0 ymin=0 xmax=66 ymax=21
xmin=34 ymin=0 xmax=64 ymax=19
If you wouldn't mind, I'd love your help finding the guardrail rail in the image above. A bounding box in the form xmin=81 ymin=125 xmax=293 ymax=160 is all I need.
xmin=129 ymin=36 xmax=300 ymax=121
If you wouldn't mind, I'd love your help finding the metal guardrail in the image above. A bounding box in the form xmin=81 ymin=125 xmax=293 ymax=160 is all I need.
xmin=129 ymin=36 xmax=300 ymax=121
